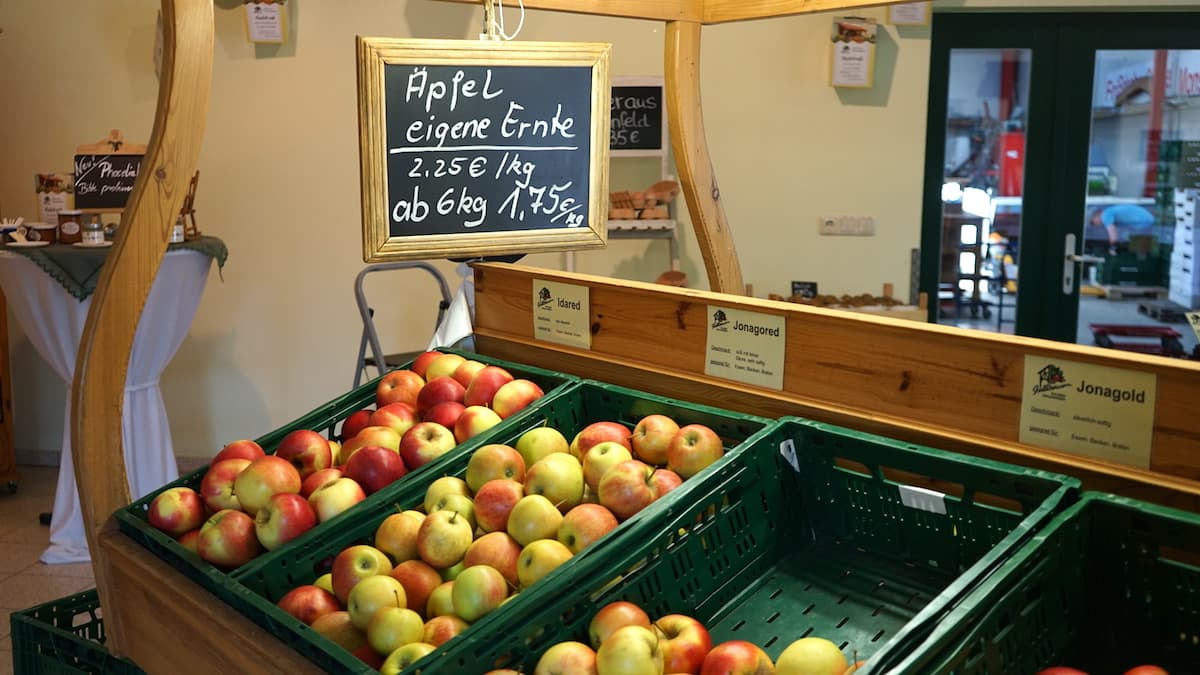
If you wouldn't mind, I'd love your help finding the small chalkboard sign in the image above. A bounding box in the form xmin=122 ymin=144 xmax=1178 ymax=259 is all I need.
xmin=610 ymin=77 xmax=665 ymax=155
xmin=74 ymin=130 xmax=146 ymax=213
xmin=357 ymin=38 xmax=612 ymax=262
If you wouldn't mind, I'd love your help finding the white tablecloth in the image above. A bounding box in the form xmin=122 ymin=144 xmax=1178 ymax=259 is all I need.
xmin=0 ymin=249 xmax=212 ymax=564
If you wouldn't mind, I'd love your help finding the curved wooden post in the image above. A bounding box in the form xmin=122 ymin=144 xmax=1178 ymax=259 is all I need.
xmin=70 ymin=0 xmax=213 ymax=641
xmin=665 ymin=21 xmax=744 ymax=294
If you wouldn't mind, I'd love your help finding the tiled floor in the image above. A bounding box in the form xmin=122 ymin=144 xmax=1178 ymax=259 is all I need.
xmin=0 ymin=466 xmax=98 ymax=675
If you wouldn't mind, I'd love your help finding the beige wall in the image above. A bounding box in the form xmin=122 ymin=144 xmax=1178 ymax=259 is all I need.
xmin=0 ymin=1 xmax=1192 ymax=460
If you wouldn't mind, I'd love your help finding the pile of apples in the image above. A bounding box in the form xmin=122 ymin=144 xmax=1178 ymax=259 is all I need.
xmin=497 ymin=599 xmax=865 ymax=675
xmin=144 ymin=351 xmax=546 ymax=571
xmin=267 ymin=413 xmax=728 ymax=672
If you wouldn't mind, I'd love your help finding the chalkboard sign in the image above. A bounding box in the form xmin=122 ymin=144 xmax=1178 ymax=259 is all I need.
xmin=611 ymin=77 xmax=665 ymax=155
xmin=357 ymin=38 xmax=612 ymax=262
xmin=74 ymin=153 xmax=144 ymax=212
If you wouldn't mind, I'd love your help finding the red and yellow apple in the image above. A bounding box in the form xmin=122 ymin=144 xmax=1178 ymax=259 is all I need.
xmin=147 ymin=486 xmax=206 ymax=537
xmin=369 ymin=402 xmax=419 ymax=437
xmin=536 ymin=641 xmax=598 ymax=675
xmin=597 ymin=625 xmax=665 ymax=675
xmin=583 ymin=441 xmax=634 ymax=493
xmin=416 ymin=509 xmax=474 ymax=569
xmin=491 ymin=379 xmax=545 ymax=419
xmin=254 ymin=491 xmax=318 ymax=550
xmin=464 ymin=365 xmax=515 ymax=407
xmin=454 ymin=405 xmax=504 ymax=444
xmin=631 ymin=414 xmax=680 ymax=465
xmin=347 ymin=573 xmax=408 ymax=631
xmin=515 ymin=426 xmax=570 ymax=467
xmin=700 ymin=640 xmax=774 ymax=675
xmin=375 ymin=510 xmax=425 ymax=564
xmin=277 ymin=584 xmax=340 ymax=626
xmin=390 ymin=559 xmax=443 ymax=620
xmin=667 ymin=424 xmax=725 ymax=480
xmin=308 ymin=476 xmax=367 ymax=523
xmin=516 ymin=538 xmax=573 ymax=588
xmin=525 ymin=453 xmax=585 ymax=513
xmin=597 ymin=460 xmax=658 ymax=521
xmin=399 ymin=422 xmax=457 ymax=469
xmin=273 ymin=429 xmax=333 ymax=479
xmin=199 ymin=457 xmax=252 ymax=512
xmin=508 ymin=494 xmax=565 ymax=547
xmin=558 ymin=503 xmax=619 ymax=554
xmin=197 ymin=509 xmax=262 ymax=569
xmin=570 ymin=421 xmax=632 ymax=461
xmin=474 ymin=478 xmax=525 ymax=533
xmin=464 ymin=531 xmax=523 ymax=588
xmin=451 ymin=563 xmax=509 ymax=622
xmin=655 ymin=614 xmax=713 ymax=675
xmin=342 ymin=446 xmax=408 ymax=495
xmin=589 ymin=601 xmax=651 ymax=649
xmin=212 ymin=439 xmax=265 ymax=464
xmin=376 ymin=369 xmax=424 ymax=409
xmin=331 ymin=544 xmax=394 ymax=605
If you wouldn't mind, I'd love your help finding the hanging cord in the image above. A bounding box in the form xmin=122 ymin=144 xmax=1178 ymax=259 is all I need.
xmin=492 ymin=0 xmax=525 ymax=41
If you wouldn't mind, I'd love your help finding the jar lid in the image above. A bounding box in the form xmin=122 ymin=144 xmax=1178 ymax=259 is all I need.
xmin=59 ymin=210 xmax=83 ymax=216
xmin=32 ymin=223 xmax=57 ymax=229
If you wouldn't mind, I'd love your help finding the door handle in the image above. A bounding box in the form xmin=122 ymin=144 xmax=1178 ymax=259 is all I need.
xmin=1062 ymin=234 xmax=1105 ymax=294
xmin=1066 ymin=253 xmax=1104 ymax=264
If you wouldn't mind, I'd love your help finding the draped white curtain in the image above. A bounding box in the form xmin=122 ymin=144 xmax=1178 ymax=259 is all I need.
xmin=0 ymin=249 xmax=212 ymax=564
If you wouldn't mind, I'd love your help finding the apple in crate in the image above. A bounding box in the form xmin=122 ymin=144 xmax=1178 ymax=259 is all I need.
xmin=348 ymin=574 xmax=408 ymax=630
xmin=212 ymin=439 xmax=265 ymax=464
xmin=424 ymin=400 xmax=466 ymax=430
xmin=200 ymin=457 xmax=251 ymax=512
xmin=517 ymin=538 xmax=573 ymax=588
xmin=399 ymin=422 xmax=457 ymax=469
xmin=277 ymin=584 xmax=340 ymax=626
xmin=474 ymin=478 xmax=525 ymax=533
xmin=597 ymin=625 xmax=665 ymax=675
xmin=465 ymin=531 xmax=523 ymax=587
xmin=417 ymin=509 xmax=474 ymax=569
xmin=455 ymin=405 xmax=503 ymax=444
xmin=452 ymin=359 xmax=487 ymax=388
xmin=376 ymin=369 xmax=424 ymax=408
xmin=308 ymin=476 xmax=366 ymax=523
xmin=147 ymin=486 xmax=206 ymax=537
xmin=424 ymin=614 xmax=470 ymax=647
xmin=390 ymin=560 xmax=442 ymax=620
xmin=339 ymin=409 xmax=373 ymax=442
xmin=343 ymin=446 xmax=408 ymax=495
xmin=466 ymin=444 xmax=526 ymax=492
xmin=369 ymin=402 xmax=419 ymax=437
xmin=424 ymin=476 xmax=470 ymax=513
xmin=571 ymin=421 xmax=632 ymax=460
xmin=774 ymin=637 xmax=848 ymax=675
xmin=558 ymin=503 xmax=619 ymax=554
xmin=508 ymin=494 xmax=564 ymax=547
xmin=176 ymin=528 xmax=201 ymax=555
xmin=375 ymin=510 xmax=424 ymax=563
xmin=452 ymin=564 xmax=508 ymax=622
xmin=311 ymin=611 xmax=368 ymax=653
xmin=515 ymin=426 xmax=570 ymax=466
xmin=667 ymin=424 xmax=725 ymax=479
xmin=417 ymin=376 xmax=466 ymax=416
xmin=589 ymin=601 xmax=651 ymax=649
xmin=650 ymin=468 xmax=683 ymax=498
xmin=411 ymin=350 xmax=444 ymax=378
xmin=340 ymin=426 xmax=402 ymax=465
xmin=197 ymin=509 xmax=262 ymax=569
xmin=331 ymin=544 xmax=394 ymax=604
xmin=491 ymin=379 xmax=544 ymax=419
xmin=656 ymin=614 xmax=713 ymax=675
xmin=255 ymin=492 xmax=317 ymax=550
xmin=426 ymin=580 xmax=456 ymax=617
xmin=598 ymin=460 xmax=658 ymax=521
xmin=380 ymin=642 xmax=437 ymax=675
xmin=273 ymin=429 xmax=333 ymax=479
xmin=368 ymin=606 xmax=425 ymax=657
xmin=300 ymin=467 xmax=343 ymax=499
xmin=233 ymin=455 xmax=303 ymax=516
xmin=632 ymin=414 xmax=680 ymax=465
xmin=425 ymin=353 xmax=467 ymax=381
xmin=525 ymin=453 xmax=585 ymax=513
xmin=536 ymin=641 xmax=598 ymax=675
xmin=701 ymin=640 xmax=775 ymax=675
xmin=583 ymin=441 xmax=633 ymax=493
xmin=464 ymin=365 xmax=514 ymax=407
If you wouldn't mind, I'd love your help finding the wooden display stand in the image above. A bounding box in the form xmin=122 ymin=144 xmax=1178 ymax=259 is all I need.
xmin=0 ymin=288 xmax=17 ymax=492
xmin=71 ymin=1 xmax=1200 ymax=672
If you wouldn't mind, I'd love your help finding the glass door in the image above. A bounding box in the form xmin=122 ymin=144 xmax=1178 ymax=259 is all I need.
xmin=1072 ymin=49 xmax=1200 ymax=358
xmin=924 ymin=13 xmax=1200 ymax=362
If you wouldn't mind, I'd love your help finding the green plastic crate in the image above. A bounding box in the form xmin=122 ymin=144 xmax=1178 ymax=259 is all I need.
xmin=424 ymin=416 xmax=1079 ymax=673
xmin=114 ymin=349 xmax=576 ymax=597
xmin=227 ymin=380 xmax=774 ymax=674
xmin=870 ymin=491 xmax=1200 ymax=674
xmin=10 ymin=589 xmax=144 ymax=675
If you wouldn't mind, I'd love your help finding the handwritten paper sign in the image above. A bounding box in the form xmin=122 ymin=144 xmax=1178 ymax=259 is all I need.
xmin=704 ymin=306 xmax=786 ymax=390
xmin=1019 ymin=356 xmax=1157 ymax=468
xmin=73 ymin=154 xmax=142 ymax=212
xmin=357 ymin=38 xmax=611 ymax=262
xmin=533 ymin=280 xmax=591 ymax=349
xmin=611 ymin=77 xmax=664 ymax=155
xmin=888 ymin=2 xmax=931 ymax=26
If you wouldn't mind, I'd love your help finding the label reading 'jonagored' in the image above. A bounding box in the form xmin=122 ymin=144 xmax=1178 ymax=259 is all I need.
xmin=704 ymin=306 xmax=786 ymax=390
xmin=1019 ymin=356 xmax=1157 ymax=468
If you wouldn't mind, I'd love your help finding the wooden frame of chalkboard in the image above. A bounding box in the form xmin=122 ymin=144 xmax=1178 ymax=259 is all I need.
xmin=610 ymin=76 xmax=666 ymax=157
xmin=357 ymin=37 xmax=612 ymax=262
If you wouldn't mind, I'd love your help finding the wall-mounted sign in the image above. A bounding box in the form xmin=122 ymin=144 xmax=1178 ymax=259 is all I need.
xmin=532 ymin=280 xmax=591 ymax=349
xmin=357 ymin=38 xmax=611 ymax=262
xmin=73 ymin=130 xmax=146 ymax=213
xmin=704 ymin=306 xmax=786 ymax=390
xmin=610 ymin=76 xmax=664 ymax=156
xmin=830 ymin=17 xmax=877 ymax=89
xmin=887 ymin=2 xmax=930 ymax=26
xmin=244 ymin=1 xmax=287 ymax=45
xmin=1019 ymin=356 xmax=1157 ymax=469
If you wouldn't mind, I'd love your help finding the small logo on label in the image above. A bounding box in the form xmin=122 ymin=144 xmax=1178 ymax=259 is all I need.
xmin=1033 ymin=364 xmax=1070 ymax=395
xmin=711 ymin=309 xmax=729 ymax=331
xmin=537 ymin=286 xmax=553 ymax=309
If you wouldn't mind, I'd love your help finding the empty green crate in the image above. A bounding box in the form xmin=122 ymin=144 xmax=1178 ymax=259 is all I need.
xmin=10 ymin=589 xmax=144 ymax=675
xmin=426 ymin=416 xmax=1079 ymax=673
xmin=870 ymin=491 xmax=1200 ymax=674
xmin=114 ymin=350 xmax=576 ymax=598
xmin=226 ymin=380 xmax=774 ymax=674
